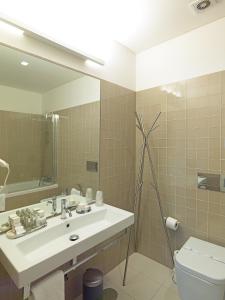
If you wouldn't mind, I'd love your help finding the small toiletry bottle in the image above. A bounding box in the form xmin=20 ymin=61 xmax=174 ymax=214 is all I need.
xmin=37 ymin=210 xmax=46 ymax=226
xmin=95 ymin=191 xmax=104 ymax=206
xmin=85 ymin=188 xmax=93 ymax=204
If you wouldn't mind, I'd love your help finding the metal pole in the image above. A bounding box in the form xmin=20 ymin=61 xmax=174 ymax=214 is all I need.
xmin=122 ymin=226 xmax=132 ymax=286
xmin=122 ymin=111 xmax=174 ymax=287
xmin=134 ymin=141 xmax=146 ymax=251
xmin=145 ymin=140 xmax=174 ymax=266
xmin=122 ymin=113 xmax=147 ymax=286
xmin=139 ymin=111 xmax=174 ymax=265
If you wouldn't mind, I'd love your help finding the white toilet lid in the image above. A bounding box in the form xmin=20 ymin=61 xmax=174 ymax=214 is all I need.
xmin=175 ymin=237 xmax=225 ymax=285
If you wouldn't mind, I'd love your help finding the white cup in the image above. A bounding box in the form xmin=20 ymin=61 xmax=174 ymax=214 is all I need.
xmin=85 ymin=188 xmax=93 ymax=203
xmin=96 ymin=191 xmax=103 ymax=206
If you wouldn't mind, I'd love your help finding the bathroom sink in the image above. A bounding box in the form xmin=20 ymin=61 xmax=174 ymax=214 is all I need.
xmin=0 ymin=204 xmax=134 ymax=289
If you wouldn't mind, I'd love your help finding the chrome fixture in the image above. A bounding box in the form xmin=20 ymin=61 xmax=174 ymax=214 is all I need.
xmin=45 ymin=112 xmax=59 ymax=184
xmin=123 ymin=112 xmax=174 ymax=286
xmin=48 ymin=196 xmax=57 ymax=215
xmin=69 ymin=234 xmax=79 ymax=242
xmin=197 ymin=172 xmax=225 ymax=192
xmin=66 ymin=208 xmax=72 ymax=218
xmin=61 ymin=199 xmax=72 ymax=219
xmin=61 ymin=199 xmax=67 ymax=219
xmin=39 ymin=176 xmax=53 ymax=187
xmin=75 ymin=183 xmax=85 ymax=196
xmin=76 ymin=204 xmax=91 ymax=214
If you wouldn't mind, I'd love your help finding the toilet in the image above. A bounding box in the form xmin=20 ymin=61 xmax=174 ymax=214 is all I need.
xmin=175 ymin=237 xmax=225 ymax=300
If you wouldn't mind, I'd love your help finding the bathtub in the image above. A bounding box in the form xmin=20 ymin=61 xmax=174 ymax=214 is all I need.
xmin=5 ymin=180 xmax=58 ymax=198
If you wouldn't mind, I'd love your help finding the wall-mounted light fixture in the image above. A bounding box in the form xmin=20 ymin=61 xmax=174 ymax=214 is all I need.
xmin=0 ymin=20 xmax=24 ymax=36
xmin=0 ymin=14 xmax=105 ymax=66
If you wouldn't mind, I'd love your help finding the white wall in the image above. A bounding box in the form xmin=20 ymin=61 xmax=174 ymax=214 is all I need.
xmin=0 ymin=85 xmax=42 ymax=114
xmin=0 ymin=29 xmax=136 ymax=91
xmin=2 ymin=15 xmax=225 ymax=93
xmin=42 ymin=76 xmax=100 ymax=113
xmin=136 ymin=17 xmax=225 ymax=91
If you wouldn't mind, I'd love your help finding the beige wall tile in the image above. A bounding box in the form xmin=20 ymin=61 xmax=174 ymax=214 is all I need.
xmin=0 ymin=111 xmax=52 ymax=185
xmin=57 ymin=101 xmax=100 ymax=195
xmin=136 ymin=70 xmax=225 ymax=267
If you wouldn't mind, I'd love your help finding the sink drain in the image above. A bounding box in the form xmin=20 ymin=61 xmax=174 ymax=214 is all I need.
xmin=69 ymin=234 xmax=79 ymax=241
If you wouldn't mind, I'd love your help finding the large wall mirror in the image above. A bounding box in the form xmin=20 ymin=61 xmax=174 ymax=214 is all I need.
xmin=0 ymin=44 xmax=100 ymax=211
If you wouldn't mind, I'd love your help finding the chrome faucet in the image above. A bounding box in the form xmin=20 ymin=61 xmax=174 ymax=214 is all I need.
xmin=61 ymin=198 xmax=72 ymax=219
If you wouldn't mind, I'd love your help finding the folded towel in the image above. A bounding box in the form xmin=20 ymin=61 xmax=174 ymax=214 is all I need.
xmin=29 ymin=270 xmax=64 ymax=300
xmin=0 ymin=193 xmax=5 ymax=211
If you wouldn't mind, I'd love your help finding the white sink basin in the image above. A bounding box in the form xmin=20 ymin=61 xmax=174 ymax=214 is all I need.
xmin=0 ymin=203 xmax=134 ymax=290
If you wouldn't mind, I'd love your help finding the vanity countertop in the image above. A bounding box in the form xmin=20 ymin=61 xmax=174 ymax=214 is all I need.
xmin=0 ymin=203 xmax=134 ymax=289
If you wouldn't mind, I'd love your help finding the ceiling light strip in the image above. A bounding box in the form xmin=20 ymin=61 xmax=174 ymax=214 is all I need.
xmin=0 ymin=14 xmax=105 ymax=66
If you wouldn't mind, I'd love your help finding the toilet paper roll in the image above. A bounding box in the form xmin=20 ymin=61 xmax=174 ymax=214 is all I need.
xmin=165 ymin=217 xmax=179 ymax=231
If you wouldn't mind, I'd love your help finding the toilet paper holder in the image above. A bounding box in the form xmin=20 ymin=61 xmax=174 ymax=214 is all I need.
xmin=163 ymin=217 xmax=180 ymax=231
xmin=163 ymin=216 xmax=180 ymax=223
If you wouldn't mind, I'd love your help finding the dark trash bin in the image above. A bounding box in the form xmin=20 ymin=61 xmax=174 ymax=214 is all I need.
xmin=83 ymin=268 xmax=103 ymax=300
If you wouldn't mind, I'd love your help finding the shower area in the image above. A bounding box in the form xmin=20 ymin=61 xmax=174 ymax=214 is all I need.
xmin=128 ymin=70 xmax=225 ymax=273
xmin=0 ymin=110 xmax=58 ymax=194
xmin=98 ymin=71 xmax=225 ymax=300
xmin=133 ymin=95 xmax=175 ymax=268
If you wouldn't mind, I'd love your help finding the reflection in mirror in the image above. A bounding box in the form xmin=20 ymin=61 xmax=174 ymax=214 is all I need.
xmin=0 ymin=44 xmax=100 ymax=212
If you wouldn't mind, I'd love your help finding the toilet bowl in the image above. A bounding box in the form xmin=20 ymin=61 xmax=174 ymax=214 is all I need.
xmin=175 ymin=237 xmax=225 ymax=300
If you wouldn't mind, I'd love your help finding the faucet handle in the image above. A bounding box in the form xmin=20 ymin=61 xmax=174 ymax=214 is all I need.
xmin=47 ymin=196 xmax=56 ymax=203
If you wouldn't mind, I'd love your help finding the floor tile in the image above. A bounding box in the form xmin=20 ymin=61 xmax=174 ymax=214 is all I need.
xmin=104 ymin=279 xmax=134 ymax=300
xmin=75 ymin=253 xmax=180 ymax=300
xmin=122 ymin=253 xmax=172 ymax=285
xmin=106 ymin=253 xmax=179 ymax=300
xmin=122 ymin=272 xmax=161 ymax=300
xmin=104 ymin=263 xmax=140 ymax=287
xmin=153 ymin=281 xmax=180 ymax=300
xmin=105 ymin=268 xmax=161 ymax=299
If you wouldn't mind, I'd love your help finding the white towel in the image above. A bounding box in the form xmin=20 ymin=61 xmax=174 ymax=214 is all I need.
xmin=29 ymin=270 xmax=65 ymax=300
xmin=0 ymin=193 xmax=5 ymax=211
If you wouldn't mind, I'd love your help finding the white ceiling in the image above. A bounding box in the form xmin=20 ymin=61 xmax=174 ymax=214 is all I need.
xmin=0 ymin=45 xmax=84 ymax=93
xmin=0 ymin=0 xmax=225 ymax=54
xmin=119 ymin=0 xmax=225 ymax=53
